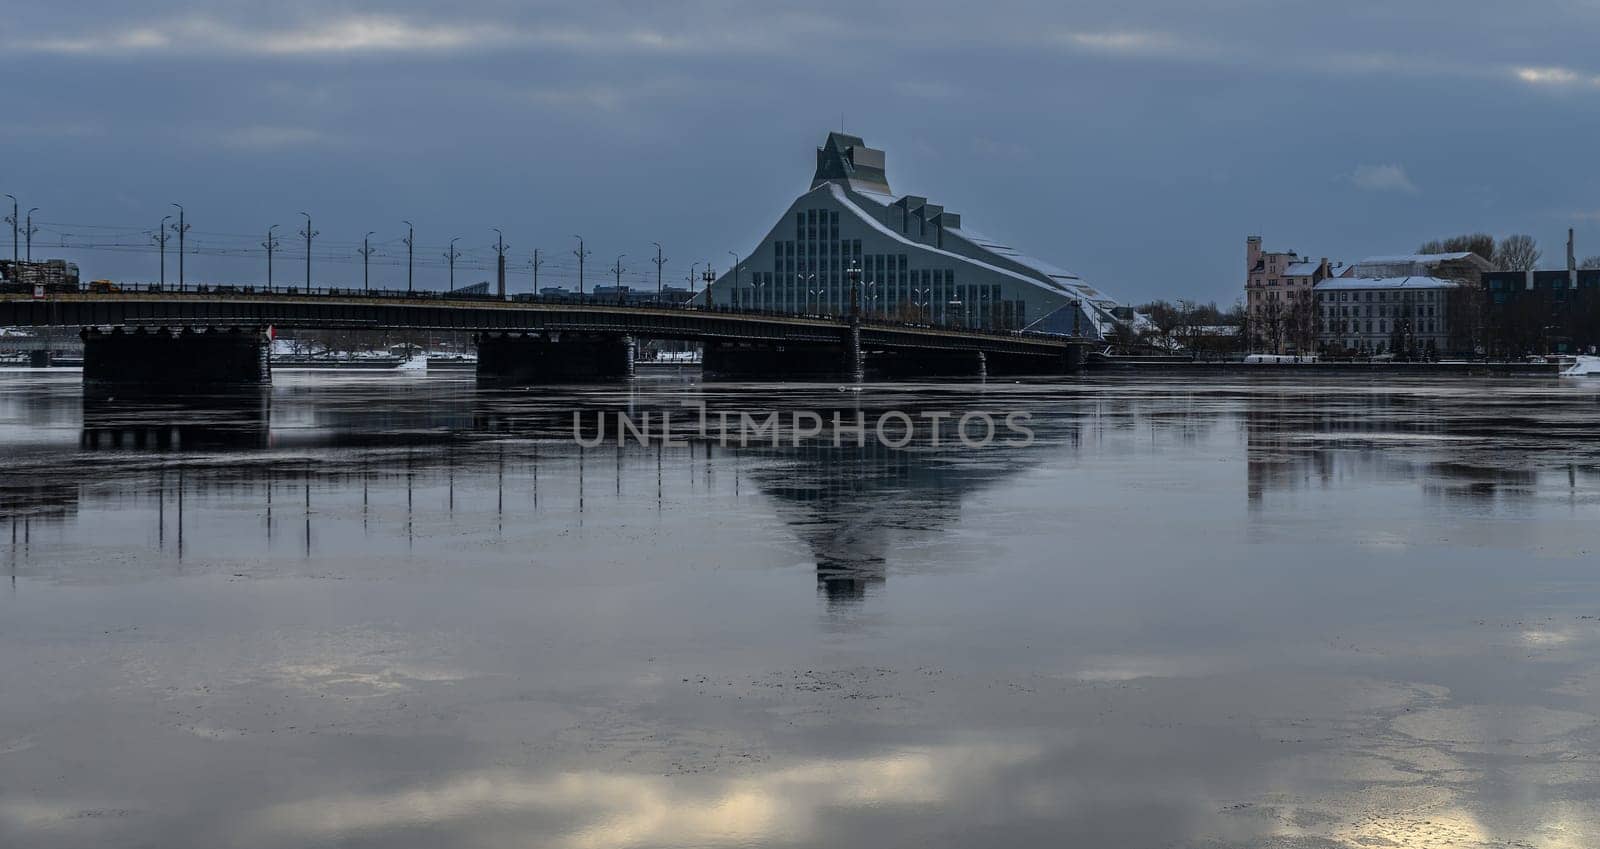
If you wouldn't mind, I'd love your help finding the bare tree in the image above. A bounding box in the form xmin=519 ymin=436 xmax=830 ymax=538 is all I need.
xmin=1581 ymin=255 xmax=1600 ymax=270
xmin=1419 ymin=233 xmax=1496 ymax=263
xmin=1495 ymin=234 xmax=1541 ymax=271
xmin=1260 ymin=299 xmax=1287 ymax=353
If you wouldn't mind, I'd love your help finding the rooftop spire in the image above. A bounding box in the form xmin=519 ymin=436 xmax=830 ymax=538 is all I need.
xmin=812 ymin=132 xmax=891 ymax=195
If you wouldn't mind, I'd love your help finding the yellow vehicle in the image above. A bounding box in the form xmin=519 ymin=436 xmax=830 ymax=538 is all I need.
xmin=88 ymin=280 xmax=120 ymax=293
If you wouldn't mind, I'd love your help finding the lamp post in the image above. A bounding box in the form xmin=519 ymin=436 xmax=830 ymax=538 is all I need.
xmin=573 ymin=235 xmax=590 ymax=295
xmin=298 ymin=212 xmax=317 ymax=289
xmin=262 ymin=224 xmax=279 ymax=289
xmin=847 ymin=260 xmax=862 ymax=320
xmin=702 ymin=264 xmax=715 ymax=308
xmin=358 ymin=231 xmax=376 ymax=292
xmin=154 ymin=215 xmax=171 ymax=289
xmin=170 ymin=204 xmax=189 ymax=291
xmin=531 ymin=248 xmax=542 ymax=295
xmin=913 ymin=286 xmax=930 ymax=323
xmin=796 ymin=272 xmax=817 ymax=313
xmin=24 ymin=208 xmax=38 ymax=262
xmin=611 ymin=253 xmax=627 ymax=297
xmin=492 ymin=228 xmax=508 ymax=299
xmin=3 ymin=194 xmax=16 ymax=264
xmin=727 ymin=251 xmax=740 ymax=307
xmin=402 ymin=220 xmax=415 ymax=293
xmin=688 ymin=262 xmax=699 ymax=303
xmin=444 ymin=237 xmax=461 ymax=291
xmin=651 ymin=241 xmax=665 ymax=297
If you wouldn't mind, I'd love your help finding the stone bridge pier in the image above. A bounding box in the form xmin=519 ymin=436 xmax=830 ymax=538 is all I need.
xmin=81 ymin=326 xmax=271 ymax=392
xmin=475 ymin=332 xmax=635 ymax=383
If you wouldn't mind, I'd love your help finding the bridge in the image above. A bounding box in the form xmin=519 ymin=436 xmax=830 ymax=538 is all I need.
xmin=1 ymin=289 xmax=1089 ymax=387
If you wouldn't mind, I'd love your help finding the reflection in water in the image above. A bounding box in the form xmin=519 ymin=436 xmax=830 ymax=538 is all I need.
xmin=4 ymin=373 xmax=1600 ymax=849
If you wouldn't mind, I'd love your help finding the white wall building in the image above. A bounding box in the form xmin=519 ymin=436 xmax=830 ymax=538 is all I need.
xmin=708 ymin=133 xmax=1131 ymax=338
xmin=1314 ymin=276 xmax=1461 ymax=354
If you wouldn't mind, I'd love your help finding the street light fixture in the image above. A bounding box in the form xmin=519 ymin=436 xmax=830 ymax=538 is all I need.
xmin=170 ymin=203 xmax=189 ymax=291
xmin=153 ymin=215 xmax=172 ymax=289
xmin=262 ymin=224 xmax=279 ymax=289
xmin=402 ymin=220 xmax=415 ymax=293
xmin=358 ymin=231 xmax=376 ymax=292
xmin=573 ymin=235 xmax=590 ymax=295
xmin=444 ymin=237 xmax=462 ymax=291
xmin=796 ymin=272 xmax=817 ymax=313
xmin=3 ymin=194 xmax=17 ymax=264
xmin=701 ymin=265 xmax=715 ymax=308
xmin=298 ymin=212 xmax=317 ymax=289
xmin=24 ymin=208 xmax=38 ymax=263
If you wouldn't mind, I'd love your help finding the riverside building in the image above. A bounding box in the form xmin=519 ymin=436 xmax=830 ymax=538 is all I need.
xmin=707 ymin=133 xmax=1132 ymax=339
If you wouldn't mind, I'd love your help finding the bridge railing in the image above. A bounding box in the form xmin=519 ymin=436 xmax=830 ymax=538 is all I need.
xmin=15 ymin=282 xmax=1083 ymax=345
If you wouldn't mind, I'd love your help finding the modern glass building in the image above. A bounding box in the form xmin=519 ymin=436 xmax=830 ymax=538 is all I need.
xmin=708 ymin=133 xmax=1130 ymax=339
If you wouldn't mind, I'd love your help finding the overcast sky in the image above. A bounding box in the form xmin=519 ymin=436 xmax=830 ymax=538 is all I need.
xmin=4 ymin=0 xmax=1599 ymax=303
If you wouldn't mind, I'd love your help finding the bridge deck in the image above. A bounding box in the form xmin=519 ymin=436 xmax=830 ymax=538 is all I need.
xmin=2 ymin=291 xmax=1083 ymax=357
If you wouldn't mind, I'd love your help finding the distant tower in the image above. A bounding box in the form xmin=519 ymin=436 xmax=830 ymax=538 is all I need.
xmin=1247 ymin=235 xmax=1263 ymax=274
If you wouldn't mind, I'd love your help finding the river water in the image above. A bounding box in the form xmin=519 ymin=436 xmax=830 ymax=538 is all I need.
xmin=2 ymin=370 xmax=1599 ymax=848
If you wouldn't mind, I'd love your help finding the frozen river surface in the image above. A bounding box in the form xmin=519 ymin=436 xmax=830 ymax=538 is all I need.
xmin=2 ymin=371 xmax=1599 ymax=848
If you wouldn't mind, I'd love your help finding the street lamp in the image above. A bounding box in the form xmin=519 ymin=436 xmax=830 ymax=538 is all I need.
xmin=358 ymin=231 xmax=376 ymax=292
xmin=492 ymin=228 xmax=508 ymax=299
xmin=262 ymin=224 xmax=279 ymax=289
xmin=444 ymin=237 xmax=462 ymax=291
xmin=847 ymin=259 xmax=862 ymax=321
xmin=24 ymin=208 xmax=38 ymax=263
xmin=153 ymin=215 xmax=171 ymax=289
xmin=298 ymin=212 xmax=317 ymax=289
xmin=573 ymin=235 xmax=590 ymax=295
xmin=796 ymin=272 xmax=817 ymax=313
xmin=170 ymin=203 xmax=189 ymax=291
xmin=701 ymin=265 xmax=715 ymax=308
xmin=650 ymin=241 xmax=666 ymax=297
xmin=402 ymin=220 xmax=415 ymax=293
xmin=3 ymin=194 xmax=16 ymax=264
xmin=912 ymin=286 xmax=930 ymax=324
xmin=727 ymin=251 xmax=740 ymax=307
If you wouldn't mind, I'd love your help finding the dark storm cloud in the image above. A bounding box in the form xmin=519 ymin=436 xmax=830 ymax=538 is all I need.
xmin=3 ymin=1 xmax=1598 ymax=301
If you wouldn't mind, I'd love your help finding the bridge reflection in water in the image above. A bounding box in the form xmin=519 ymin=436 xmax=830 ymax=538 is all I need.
xmin=7 ymin=382 xmax=1062 ymax=605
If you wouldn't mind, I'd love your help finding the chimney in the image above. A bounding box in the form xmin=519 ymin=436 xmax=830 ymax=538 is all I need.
xmin=1569 ymin=227 xmax=1578 ymax=289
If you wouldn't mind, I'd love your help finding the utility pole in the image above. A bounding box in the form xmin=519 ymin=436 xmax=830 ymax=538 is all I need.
xmin=298 ymin=212 xmax=317 ymax=289
xmin=4 ymin=194 xmax=17 ymax=265
xmin=492 ymin=228 xmax=508 ymax=300
xmin=358 ymin=231 xmax=376 ymax=292
xmin=701 ymin=265 xmax=715 ymax=308
xmin=572 ymin=235 xmax=590 ymax=295
xmin=402 ymin=220 xmax=415 ymax=293
xmin=24 ymin=208 xmax=38 ymax=262
xmin=170 ymin=204 xmax=189 ymax=291
xmin=155 ymin=215 xmax=172 ymax=288
xmin=651 ymin=241 xmax=666 ymax=297
xmin=261 ymin=224 xmax=279 ymax=289
xmin=728 ymin=251 xmax=740 ymax=308
xmin=531 ymin=248 xmax=543 ymax=295
xmin=444 ymin=237 xmax=461 ymax=291
xmin=687 ymin=262 xmax=699 ymax=302
xmin=611 ymin=253 xmax=626 ymax=291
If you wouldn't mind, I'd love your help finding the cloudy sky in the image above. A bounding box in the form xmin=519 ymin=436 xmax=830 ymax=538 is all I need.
xmin=4 ymin=0 xmax=1599 ymax=303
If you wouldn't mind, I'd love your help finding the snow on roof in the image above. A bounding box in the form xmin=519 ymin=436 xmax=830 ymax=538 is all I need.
xmin=1282 ymin=261 xmax=1321 ymax=276
xmin=1314 ymin=276 xmax=1462 ymax=290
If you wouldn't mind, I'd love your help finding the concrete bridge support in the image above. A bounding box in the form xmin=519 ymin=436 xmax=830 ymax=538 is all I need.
xmin=81 ymin=326 xmax=271 ymax=391
xmin=475 ymin=332 xmax=634 ymax=383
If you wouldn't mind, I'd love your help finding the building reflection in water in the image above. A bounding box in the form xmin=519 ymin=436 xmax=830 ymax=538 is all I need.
xmin=11 ymin=384 xmax=1067 ymax=608
xmin=1242 ymin=387 xmax=1561 ymax=506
